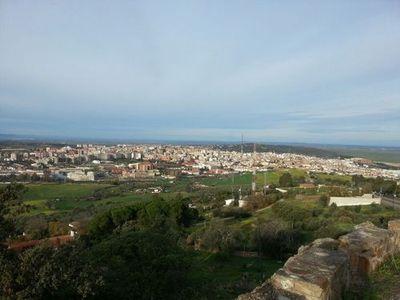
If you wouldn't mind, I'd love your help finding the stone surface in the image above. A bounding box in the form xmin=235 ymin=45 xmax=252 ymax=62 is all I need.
xmin=238 ymin=220 xmax=400 ymax=300
xmin=271 ymin=239 xmax=348 ymax=300
xmin=338 ymin=221 xmax=399 ymax=288
xmin=388 ymin=219 xmax=400 ymax=248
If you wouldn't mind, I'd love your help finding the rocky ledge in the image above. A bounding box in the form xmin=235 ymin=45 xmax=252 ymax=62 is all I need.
xmin=238 ymin=220 xmax=400 ymax=300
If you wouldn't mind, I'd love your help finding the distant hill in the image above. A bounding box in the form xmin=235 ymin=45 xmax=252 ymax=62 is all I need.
xmin=216 ymin=143 xmax=400 ymax=164
xmin=317 ymin=146 xmax=400 ymax=163
xmin=215 ymin=143 xmax=347 ymax=159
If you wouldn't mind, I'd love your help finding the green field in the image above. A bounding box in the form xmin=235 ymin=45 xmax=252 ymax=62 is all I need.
xmin=22 ymin=183 xmax=110 ymax=215
xmin=188 ymin=251 xmax=282 ymax=299
xmin=6 ymin=170 xmax=400 ymax=299
xmin=18 ymin=169 xmax=354 ymax=218
xmin=23 ymin=183 xmax=111 ymax=201
xmin=20 ymin=182 xmax=194 ymax=218
xmin=192 ymin=169 xmax=307 ymax=189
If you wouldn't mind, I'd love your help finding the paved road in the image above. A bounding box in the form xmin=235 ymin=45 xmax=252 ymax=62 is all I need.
xmin=381 ymin=196 xmax=400 ymax=210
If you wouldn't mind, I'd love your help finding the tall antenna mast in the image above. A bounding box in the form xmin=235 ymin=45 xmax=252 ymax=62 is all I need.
xmin=241 ymin=133 xmax=244 ymax=154
xmin=252 ymin=142 xmax=257 ymax=194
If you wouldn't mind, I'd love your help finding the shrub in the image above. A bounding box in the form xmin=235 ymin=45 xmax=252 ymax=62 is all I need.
xmin=252 ymin=219 xmax=303 ymax=259
xmin=319 ymin=195 xmax=329 ymax=207
xmin=191 ymin=222 xmax=242 ymax=254
xmin=314 ymin=223 xmax=352 ymax=239
xmin=272 ymin=201 xmax=311 ymax=226
xmin=212 ymin=207 xmax=251 ymax=219
xmin=279 ymin=173 xmax=293 ymax=187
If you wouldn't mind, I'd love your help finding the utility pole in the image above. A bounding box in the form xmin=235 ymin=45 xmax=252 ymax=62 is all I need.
xmin=252 ymin=169 xmax=256 ymax=195
xmin=264 ymin=172 xmax=267 ymax=186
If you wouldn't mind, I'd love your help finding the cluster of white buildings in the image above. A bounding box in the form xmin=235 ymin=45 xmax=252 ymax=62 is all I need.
xmin=142 ymin=145 xmax=399 ymax=180
xmin=0 ymin=144 xmax=399 ymax=182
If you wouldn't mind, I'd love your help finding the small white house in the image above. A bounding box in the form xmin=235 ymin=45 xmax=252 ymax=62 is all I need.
xmin=224 ymin=198 xmax=235 ymax=206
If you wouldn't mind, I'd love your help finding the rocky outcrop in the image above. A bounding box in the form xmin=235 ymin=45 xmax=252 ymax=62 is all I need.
xmin=338 ymin=220 xmax=400 ymax=289
xmin=270 ymin=238 xmax=349 ymax=300
xmin=238 ymin=220 xmax=400 ymax=300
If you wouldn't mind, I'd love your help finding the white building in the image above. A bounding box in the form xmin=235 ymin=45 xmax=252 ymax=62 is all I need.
xmin=224 ymin=198 xmax=235 ymax=206
xmin=329 ymin=194 xmax=381 ymax=207
xmin=67 ymin=170 xmax=95 ymax=181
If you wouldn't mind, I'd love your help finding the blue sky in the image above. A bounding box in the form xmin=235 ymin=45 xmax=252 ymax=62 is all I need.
xmin=1 ymin=1 xmax=399 ymax=145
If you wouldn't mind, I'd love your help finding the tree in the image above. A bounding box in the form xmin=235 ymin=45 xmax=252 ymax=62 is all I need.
xmin=0 ymin=183 xmax=26 ymax=205
xmin=88 ymin=211 xmax=115 ymax=238
xmin=252 ymin=219 xmax=302 ymax=259
xmin=2 ymin=240 xmax=103 ymax=299
xmin=1 ymin=230 xmax=190 ymax=299
xmin=0 ymin=184 xmax=25 ymax=242
xmin=84 ymin=230 xmax=189 ymax=299
xmin=48 ymin=221 xmax=68 ymax=236
xmin=169 ymin=197 xmax=199 ymax=227
xmin=279 ymin=173 xmax=293 ymax=187
xmin=23 ymin=215 xmax=49 ymax=239
xmin=194 ymin=222 xmax=241 ymax=253
xmin=0 ymin=185 xmax=22 ymax=296
xmin=351 ymin=174 xmax=365 ymax=187
xmin=319 ymin=194 xmax=329 ymax=207
xmin=272 ymin=201 xmax=311 ymax=228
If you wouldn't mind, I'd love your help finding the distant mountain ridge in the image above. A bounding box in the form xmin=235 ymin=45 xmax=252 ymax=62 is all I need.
xmin=216 ymin=143 xmax=346 ymax=159
xmin=216 ymin=143 xmax=400 ymax=164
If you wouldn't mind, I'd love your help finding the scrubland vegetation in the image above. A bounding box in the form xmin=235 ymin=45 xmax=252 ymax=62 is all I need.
xmin=1 ymin=170 xmax=399 ymax=299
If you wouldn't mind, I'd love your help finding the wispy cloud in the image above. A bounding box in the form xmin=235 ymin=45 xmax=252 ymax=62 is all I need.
xmin=0 ymin=0 xmax=399 ymax=145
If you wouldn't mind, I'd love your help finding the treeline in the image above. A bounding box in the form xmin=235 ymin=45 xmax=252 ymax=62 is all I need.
xmin=0 ymin=185 xmax=200 ymax=299
xmin=187 ymin=219 xmax=302 ymax=260
xmin=88 ymin=195 xmax=200 ymax=238
xmin=351 ymin=175 xmax=398 ymax=195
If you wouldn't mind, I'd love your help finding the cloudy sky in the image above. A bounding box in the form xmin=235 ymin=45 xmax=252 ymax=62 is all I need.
xmin=1 ymin=1 xmax=399 ymax=145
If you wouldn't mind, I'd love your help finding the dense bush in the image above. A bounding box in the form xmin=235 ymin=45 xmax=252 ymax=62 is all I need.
xmin=352 ymin=175 xmax=398 ymax=195
xmin=271 ymin=201 xmax=312 ymax=227
xmin=319 ymin=194 xmax=329 ymax=207
xmin=252 ymin=219 xmax=302 ymax=259
xmin=303 ymin=218 xmax=325 ymax=231
xmin=279 ymin=173 xmax=294 ymax=187
xmin=244 ymin=193 xmax=283 ymax=210
xmin=88 ymin=196 xmax=199 ymax=237
xmin=1 ymin=231 xmax=189 ymax=299
xmin=188 ymin=222 xmax=243 ymax=254
xmin=212 ymin=207 xmax=251 ymax=219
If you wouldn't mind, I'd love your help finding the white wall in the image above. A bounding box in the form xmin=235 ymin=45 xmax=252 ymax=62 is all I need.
xmin=329 ymin=194 xmax=381 ymax=207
